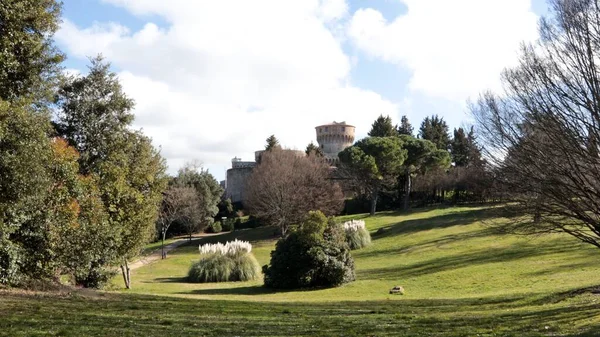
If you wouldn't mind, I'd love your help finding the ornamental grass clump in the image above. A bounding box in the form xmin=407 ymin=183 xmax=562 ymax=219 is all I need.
xmin=342 ymin=220 xmax=371 ymax=250
xmin=188 ymin=239 xmax=260 ymax=283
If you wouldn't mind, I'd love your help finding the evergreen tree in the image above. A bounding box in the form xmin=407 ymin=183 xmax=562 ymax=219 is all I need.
xmin=451 ymin=128 xmax=470 ymax=167
xmin=306 ymin=142 xmax=324 ymax=157
xmin=0 ymin=0 xmax=64 ymax=102
xmin=55 ymin=56 xmax=168 ymax=289
xmin=418 ymin=115 xmax=450 ymax=151
xmin=265 ymin=135 xmax=281 ymax=151
xmin=397 ymin=115 xmax=414 ymax=136
xmin=339 ymin=137 xmax=407 ymax=215
xmin=368 ymin=115 xmax=397 ymax=137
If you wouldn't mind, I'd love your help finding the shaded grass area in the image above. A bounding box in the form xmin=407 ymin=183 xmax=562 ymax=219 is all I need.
xmin=1 ymin=290 xmax=600 ymax=337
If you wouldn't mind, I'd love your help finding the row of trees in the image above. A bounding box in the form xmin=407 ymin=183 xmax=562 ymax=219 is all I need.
xmin=336 ymin=113 xmax=489 ymax=215
xmin=0 ymin=1 xmax=202 ymax=289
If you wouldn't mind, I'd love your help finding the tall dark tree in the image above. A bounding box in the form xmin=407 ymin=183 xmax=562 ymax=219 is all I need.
xmin=419 ymin=115 xmax=450 ymax=151
xmin=339 ymin=137 xmax=407 ymax=215
xmin=451 ymin=128 xmax=470 ymax=167
xmin=368 ymin=115 xmax=397 ymax=137
xmin=472 ymin=0 xmax=600 ymax=249
xmin=265 ymin=135 xmax=281 ymax=151
xmin=397 ymin=115 xmax=414 ymax=136
xmin=0 ymin=0 xmax=64 ymax=102
xmin=55 ymin=56 xmax=167 ymax=289
xmin=306 ymin=141 xmax=324 ymax=157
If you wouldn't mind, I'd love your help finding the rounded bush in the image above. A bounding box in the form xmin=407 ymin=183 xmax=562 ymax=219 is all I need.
xmin=206 ymin=221 xmax=222 ymax=233
xmin=230 ymin=253 xmax=261 ymax=281
xmin=345 ymin=227 xmax=371 ymax=250
xmin=263 ymin=211 xmax=355 ymax=289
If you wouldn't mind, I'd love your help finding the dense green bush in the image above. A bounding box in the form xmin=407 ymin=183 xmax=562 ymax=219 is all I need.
xmin=206 ymin=221 xmax=222 ymax=233
xmin=188 ymin=240 xmax=260 ymax=283
xmin=343 ymin=220 xmax=371 ymax=250
xmin=222 ymin=218 xmax=235 ymax=232
xmin=263 ymin=211 xmax=355 ymax=289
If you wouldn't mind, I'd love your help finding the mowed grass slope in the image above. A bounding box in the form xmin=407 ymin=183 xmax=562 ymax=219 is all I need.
xmin=119 ymin=206 xmax=600 ymax=302
xmin=2 ymin=206 xmax=600 ymax=336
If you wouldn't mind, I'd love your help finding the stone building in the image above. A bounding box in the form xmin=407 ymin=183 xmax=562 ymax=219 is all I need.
xmin=315 ymin=121 xmax=355 ymax=164
xmin=225 ymin=122 xmax=355 ymax=204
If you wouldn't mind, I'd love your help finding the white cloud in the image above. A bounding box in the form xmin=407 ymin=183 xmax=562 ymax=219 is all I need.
xmin=56 ymin=0 xmax=397 ymax=180
xmin=348 ymin=0 xmax=540 ymax=102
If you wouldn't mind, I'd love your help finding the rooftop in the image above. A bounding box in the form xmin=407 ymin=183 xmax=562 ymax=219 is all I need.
xmin=315 ymin=121 xmax=355 ymax=128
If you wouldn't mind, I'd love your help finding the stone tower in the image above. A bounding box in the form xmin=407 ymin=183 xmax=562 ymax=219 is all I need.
xmin=315 ymin=121 xmax=355 ymax=164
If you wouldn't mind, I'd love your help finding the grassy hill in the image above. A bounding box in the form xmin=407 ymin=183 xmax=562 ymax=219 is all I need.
xmin=2 ymin=206 xmax=600 ymax=336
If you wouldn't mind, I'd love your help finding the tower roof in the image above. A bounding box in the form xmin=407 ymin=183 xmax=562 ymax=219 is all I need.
xmin=316 ymin=121 xmax=355 ymax=128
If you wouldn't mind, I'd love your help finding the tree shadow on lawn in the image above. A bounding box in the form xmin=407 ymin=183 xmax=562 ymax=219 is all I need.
xmin=176 ymin=284 xmax=335 ymax=296
xmin=357 ymin=238 xmax=594 ymax=280
xmin=371 ymin=206 xmax=501 ymax=239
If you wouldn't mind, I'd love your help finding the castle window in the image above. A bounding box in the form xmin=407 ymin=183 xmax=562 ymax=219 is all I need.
xmin=325 ymin=127 xmax=328 ymax=131
xmin=342 ymin=127 xmax=345 ymax=131
xmin=320 ymin=128 xmax=322 ymax=133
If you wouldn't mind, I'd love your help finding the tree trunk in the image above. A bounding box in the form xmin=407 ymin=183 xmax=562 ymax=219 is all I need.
xmin=370 ymin=187 xmax=379 ymax=216
xmin=120 ymin=259 xmax=131 ymax=289
xmin=403 ymin=169 xmax=411 ymax=211
xmin=161 ymin=230 xmax=166 ymax=259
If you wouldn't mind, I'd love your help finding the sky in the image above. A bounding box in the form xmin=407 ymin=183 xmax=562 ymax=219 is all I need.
xmin=56 ymin=0 xmax=548 ymax=181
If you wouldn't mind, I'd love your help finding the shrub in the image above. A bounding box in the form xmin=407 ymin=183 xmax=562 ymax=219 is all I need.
xmin=222 ymin=218 xmax=235 ymax=232
xmin=188 ymin=239 xmax=260 ymax=283
xmin=262 ymin=211 xmax=355 ymax=289
xmin=342 ymin=220 xmax=371 ymax=250
xmin=206 ymin=221 xmax=222 ymax=233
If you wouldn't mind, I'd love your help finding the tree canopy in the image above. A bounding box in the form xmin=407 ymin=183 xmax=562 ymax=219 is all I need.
xmin=397 ymin=115 xmax=414 ymax=136
xmin=339 ymin=137 xmax=406 ymax=215
xmin=368 ymin=115 xmax=397 ymax=137
xmin=419 ymin=115 xmax=450 ymax=151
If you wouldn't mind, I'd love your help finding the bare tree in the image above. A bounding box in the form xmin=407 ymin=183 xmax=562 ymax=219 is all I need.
xmin=472 ymin=0 xmax=600 ymax=248
xmin=244 ymin=149 xmax=344 ymax=236
xmin=158 ymin=186 xmax=198 ymax=258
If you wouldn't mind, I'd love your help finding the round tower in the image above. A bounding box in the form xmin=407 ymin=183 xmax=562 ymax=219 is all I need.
xmin=315 ymin=121 xmax=355 ymax=164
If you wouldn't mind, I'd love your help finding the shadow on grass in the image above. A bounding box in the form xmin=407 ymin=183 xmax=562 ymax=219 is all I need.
xmin=371 ymin=206 xmax=499 ymax=239
xmin=358 ymin=238 xmax=593 ymax=280
xmin=2 ymin=290 xmax=600 ymax=336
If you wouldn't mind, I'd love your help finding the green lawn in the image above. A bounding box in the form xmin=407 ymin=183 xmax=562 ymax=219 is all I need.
xmin=2 ymin=205 xmax=600 ymax=336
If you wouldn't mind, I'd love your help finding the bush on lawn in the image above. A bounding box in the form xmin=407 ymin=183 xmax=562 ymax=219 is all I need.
xmin=205 ymin=221 xmax=222 ymax=233
xmin=221 ymin=218 xmax=235 ymax=232
xmin=342 ymin=220 xmax=371 ymax=250
xmin=262 ymin=211 xmax=355 ymax=289
xmin=188 ymin=239 xmax=260 ymax=283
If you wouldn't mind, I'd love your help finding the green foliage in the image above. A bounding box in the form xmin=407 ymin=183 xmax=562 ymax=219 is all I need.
xmin=221 ymin=218 xmax=235 ymax=232
xmin=55 ymin=57 xmax=167 ymax=287
xmin=0 ymin=100 xmax=53 ymax=284
xmin=174 ymin=163 xmax=223 ymax=237
xmin=345 ymin=228 xmax=371 ymax=250
xmin=188 ymin=253 xmax=260 ymax=283
xmin=305 ymin=141 xmax=324 ymax=157
xmin=368 ymin=115 xmax=397 ymax=137
xmin=339 ymin=137 xmax=407 ymax=214
xmin=418 ymin=115 xmax=450 ymax=151
xmin=206 ymin=222 xmax=222 ymax=234
xmin=397 ymin=115 xmax=414 ymax=136
xmin=264 ymin=135 xmax=281 ymax=151
xmin=0 ymin=0 xmax=64 ymax=102
xmin=263 ymin=211 xmax=355 ymax=289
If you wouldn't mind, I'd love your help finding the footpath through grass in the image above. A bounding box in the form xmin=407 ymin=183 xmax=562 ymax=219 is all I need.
xmin=2 ymin=205 xmax=600 ymax=336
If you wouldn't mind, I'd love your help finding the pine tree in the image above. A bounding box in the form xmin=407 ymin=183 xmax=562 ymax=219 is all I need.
xmin=368 ymin=115 xmax=397 ymax=137
xmin=265 ymin=135 xmax=281 ymax=151
xmin=306 ymin=142 xmax=324 ymax=157
xmin=397 ymin=115 xmax=414 ymax=136
xmin=418 ymin=115 xmax=450 ymax=151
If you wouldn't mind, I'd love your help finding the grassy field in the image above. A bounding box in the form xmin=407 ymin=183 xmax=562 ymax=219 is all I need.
xmin=2 ymin=206 xmax=600 ymax=336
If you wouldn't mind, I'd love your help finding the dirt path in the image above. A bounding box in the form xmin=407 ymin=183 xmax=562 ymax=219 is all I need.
xmin=129 ymin=232 xmax=226 ymax=271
